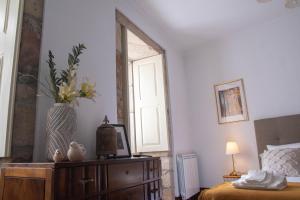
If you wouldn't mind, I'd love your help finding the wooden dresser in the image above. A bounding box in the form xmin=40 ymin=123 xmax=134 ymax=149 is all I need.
xmin=0 ymin=157 xmax=161 ymax=200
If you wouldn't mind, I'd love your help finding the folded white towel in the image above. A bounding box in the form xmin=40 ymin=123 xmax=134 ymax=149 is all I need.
xmin=232 ymin=170 xmax=287 ymax=190
xmin=244 ymin=170 xmax=267 ymax=184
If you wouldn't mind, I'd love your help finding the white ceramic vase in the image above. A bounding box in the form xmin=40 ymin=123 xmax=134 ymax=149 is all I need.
xmin=67 ymin=141 xmax=86 ymax=162
xmin=46 ymin=103 xmax=76 ymax=161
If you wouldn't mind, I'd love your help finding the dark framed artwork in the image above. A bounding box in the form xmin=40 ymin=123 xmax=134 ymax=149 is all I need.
xmin=111 ymin=124 xmax=131 ymax=158
xmin=214 ymin=79 xmax=249 ymax=124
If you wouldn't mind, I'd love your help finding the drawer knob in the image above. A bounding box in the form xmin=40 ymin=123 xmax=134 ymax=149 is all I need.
xmin=125 ymin=170 xmax=129 ymax=175
xmin=79 ymin=178 xmax=94 ymax=184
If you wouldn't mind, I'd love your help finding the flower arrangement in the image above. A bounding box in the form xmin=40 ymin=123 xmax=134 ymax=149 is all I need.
xmin=46 ymin=43 xmax=96 ymax=104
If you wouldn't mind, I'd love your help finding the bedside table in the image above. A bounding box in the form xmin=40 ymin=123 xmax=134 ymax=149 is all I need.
xmin=223 ymin=175 xmax=241 ymax=182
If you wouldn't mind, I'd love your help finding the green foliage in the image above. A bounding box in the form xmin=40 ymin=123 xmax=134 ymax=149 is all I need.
xmin=60 ymin=43 xmax=86 ymax=84
xmin=68 ymin=43 xmax=86 ymax=66
xmin=46 ymin=50 xmax=60 ymax=102
xmin=46 ymin=43 xmax=86 ymax=103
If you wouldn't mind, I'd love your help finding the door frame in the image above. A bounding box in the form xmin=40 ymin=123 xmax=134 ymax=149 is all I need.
xmin=115 ymin=10 xmax=173 ymax=153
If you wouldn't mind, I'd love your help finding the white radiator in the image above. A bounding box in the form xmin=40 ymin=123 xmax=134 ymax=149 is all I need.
xmin=177 ymin=153 xmax=200 ymax=199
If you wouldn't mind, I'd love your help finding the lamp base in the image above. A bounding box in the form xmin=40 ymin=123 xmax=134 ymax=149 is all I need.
xmin=229 ymin=170 xmax=238 ymax=176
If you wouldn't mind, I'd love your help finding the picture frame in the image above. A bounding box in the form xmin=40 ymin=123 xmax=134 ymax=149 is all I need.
xmin=111 ymin=124 xmax=131 ymax=158
xmin=214 ymin=79 xmax=249 ymax=124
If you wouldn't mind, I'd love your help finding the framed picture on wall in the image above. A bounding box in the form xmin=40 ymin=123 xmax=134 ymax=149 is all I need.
xmin=214 ymin=79 xmax=249 ymax=124
xmin=111 ymin=124 xmax=131 ymax=158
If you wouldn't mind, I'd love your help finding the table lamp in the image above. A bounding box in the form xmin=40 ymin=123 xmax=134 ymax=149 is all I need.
xmin=226 ymin=141 xmax=239 ymax=176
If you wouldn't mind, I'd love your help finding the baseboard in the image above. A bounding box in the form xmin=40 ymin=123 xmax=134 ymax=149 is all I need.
xmin=200 ymin=187 xmax=209 ymax=192
xmin=175 ymin=192 xmax=199 ymax=200
xmin=175 ymin=188 xmax=209 ymax=200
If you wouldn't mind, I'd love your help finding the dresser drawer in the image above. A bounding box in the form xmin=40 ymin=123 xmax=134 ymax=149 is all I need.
xmin=148 ymin=181 xmax=160 ymax=200
xmin=55 ymin=165 xmax=98 ymax=200
xmin=108 ymin=162 xmax=144 ymax=190
xmin=0 ymin=158 xmax=162 ymax=200
xmin=109 ymin=185 xmax=145 ymax=200
xmin=154 ymin=159 xmax=161 ymax=178
xmin=147 ymin=159 xmax=161 ymax=180
xmin=148 ymin=160 xmax=154 ymax=180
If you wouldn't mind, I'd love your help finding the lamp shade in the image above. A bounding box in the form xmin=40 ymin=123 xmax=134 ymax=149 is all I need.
xmin=226 ymin=141 xmax=239 ymax=155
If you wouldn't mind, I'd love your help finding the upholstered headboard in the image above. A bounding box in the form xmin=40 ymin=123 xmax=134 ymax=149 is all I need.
xmin=254 ymin=114 xmax=300 ymax=156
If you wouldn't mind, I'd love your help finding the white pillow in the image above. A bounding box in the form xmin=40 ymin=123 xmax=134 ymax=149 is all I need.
xmin=267 ymin=142 xmax=300 ymax=150
xmin=260 ymin=148 xmax=300 ymax=177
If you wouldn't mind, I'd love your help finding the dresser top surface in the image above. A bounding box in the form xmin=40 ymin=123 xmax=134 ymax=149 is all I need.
xmin=0 ymin=156 xmax=160 ymax=168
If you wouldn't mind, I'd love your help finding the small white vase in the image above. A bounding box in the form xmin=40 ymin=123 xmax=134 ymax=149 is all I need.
xmin=52 ymin=149 xmax=64 ymax=163
xmin=46 ymin=103 xmax=77 ymax=161
xmin=67 ymin=141 xmax=86 ymax=161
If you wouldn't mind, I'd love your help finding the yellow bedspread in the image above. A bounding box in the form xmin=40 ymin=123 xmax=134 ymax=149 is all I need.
xmin=199 ymin=182 xmax=300 ymax=200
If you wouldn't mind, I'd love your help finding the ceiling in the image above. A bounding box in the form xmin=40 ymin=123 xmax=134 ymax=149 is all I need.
xmin=126 ymin=0 xmax=299 ymax=51
xmin=127 ymin=30 xmax=159 ymax=61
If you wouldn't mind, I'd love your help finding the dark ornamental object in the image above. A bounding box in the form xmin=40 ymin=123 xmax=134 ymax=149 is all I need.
xmin=96 ymin=116 xmax=117 ymax=159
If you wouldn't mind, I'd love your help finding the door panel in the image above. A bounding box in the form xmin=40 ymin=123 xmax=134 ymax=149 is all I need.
xmin=0 ymin=167 xmax=53 ymax=200
xmin=0 ymin=0 xmax=9 ymax=32
xmin=133 ymin=54 xmax=169 ymax=152
xmin=71 ymin=167 xmax=85 ymax=199
xmin=140 ymin=107 xmax=160 ymax=145
xmin=138 ymin=63 xmax=157 ymax=100
xmin=0 ymin=56 xmax=3 ymax=92
xmin=2 ymin=177 xmax=45 ymax=200
xmin=0 ymin=0 xmax=22 ymax=157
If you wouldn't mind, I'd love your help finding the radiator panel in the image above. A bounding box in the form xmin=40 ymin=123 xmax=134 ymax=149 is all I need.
xmin=177 ymin=153 xmax=200 ymax=199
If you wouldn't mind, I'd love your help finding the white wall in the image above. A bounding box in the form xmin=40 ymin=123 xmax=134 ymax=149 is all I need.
xmin=184 ymin=9 xmax=300 ymax=187
xmin=34 ymin=0 xmax=192 ymax=196
xmin=34 ymin=0 xmax=117 ymax=162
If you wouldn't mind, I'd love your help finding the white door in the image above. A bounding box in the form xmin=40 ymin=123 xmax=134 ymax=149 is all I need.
xmin=133 ymin=54 xmax=169 ymax=152
xmin=0 ymin=0 xmax=23 ymax=157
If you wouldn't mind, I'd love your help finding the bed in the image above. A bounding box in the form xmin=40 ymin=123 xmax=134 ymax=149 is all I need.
xmin=199 ymin=114 xmax=300 ymax=200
